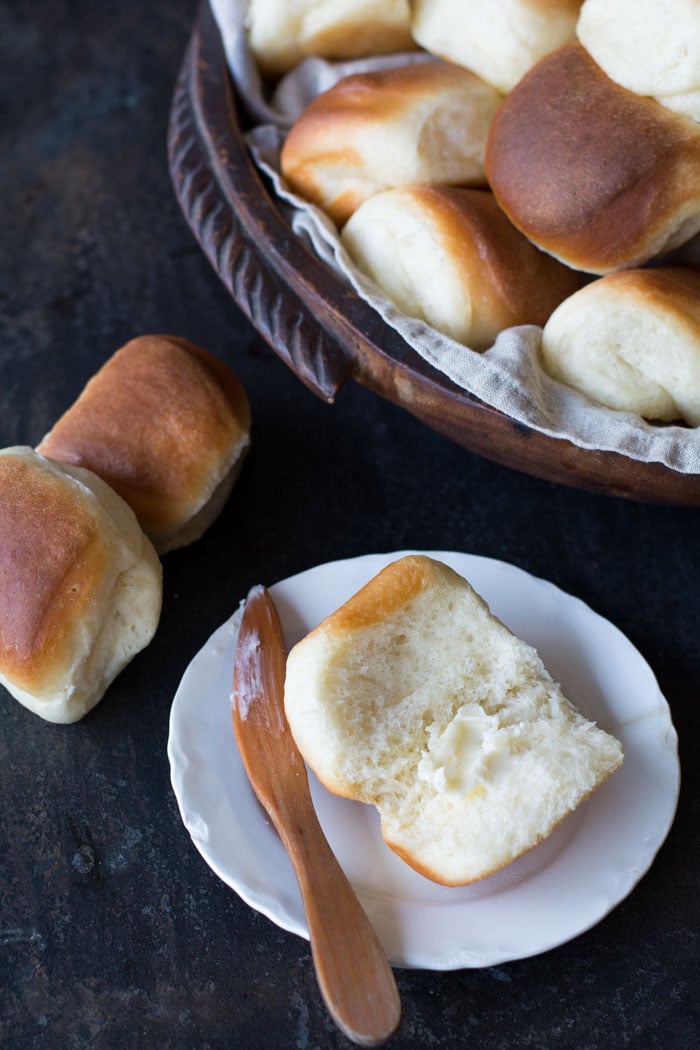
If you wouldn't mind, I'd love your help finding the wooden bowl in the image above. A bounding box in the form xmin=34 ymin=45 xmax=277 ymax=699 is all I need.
xmin=167 ymin=2 xmax=700 ymax=505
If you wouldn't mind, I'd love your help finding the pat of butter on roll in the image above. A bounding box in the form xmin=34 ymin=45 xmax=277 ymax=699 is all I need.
xmin=418 ymin=703 xmax=515 ymax=801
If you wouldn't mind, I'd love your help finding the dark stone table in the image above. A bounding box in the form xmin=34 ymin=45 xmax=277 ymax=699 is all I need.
xmin=1 ymin=2 xmax=698 ymax=1047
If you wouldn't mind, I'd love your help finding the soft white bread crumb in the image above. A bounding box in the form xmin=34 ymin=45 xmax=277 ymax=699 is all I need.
xmin=577 ymin=0 xmax=700 ymax=121
xmin=246 ymin=0 xmax=414 ymax=77
xmin=541 ymin=267 xmax=700 ymax=424
xmin=0 ymin=447 xmax=162 ymax=724
xmin=280 ymin=61 xmax=502 ymax=227
xmin=284 ymin=555 xmax=623 ymax=886
xmin=412 ymin=0 xmax=583 ymax=94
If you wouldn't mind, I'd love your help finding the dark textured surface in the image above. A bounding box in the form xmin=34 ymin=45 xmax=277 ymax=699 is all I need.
xmin=1 ymin=2 xmax=698 ymax=1048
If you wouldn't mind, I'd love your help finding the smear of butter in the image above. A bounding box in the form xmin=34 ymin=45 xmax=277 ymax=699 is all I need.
xmin=418 ymin=703 xmax=512 ymax=800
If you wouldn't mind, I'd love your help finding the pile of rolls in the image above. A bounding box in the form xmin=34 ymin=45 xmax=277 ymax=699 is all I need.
xmin=0 ymin=336 xmax=251 ymax=724
xmin=246 ymin=0 xmax=700 ymax=426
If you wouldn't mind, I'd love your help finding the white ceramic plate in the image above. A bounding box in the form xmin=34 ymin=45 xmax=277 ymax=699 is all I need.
xmin=168 ymin=551 xmax=680 ymax=970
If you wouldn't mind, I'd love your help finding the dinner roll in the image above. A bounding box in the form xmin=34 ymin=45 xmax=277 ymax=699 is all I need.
xmin=284 ymin=555 xmax=623 ymax=886
xmin=280 ymin=62 xmax=502 ymax=226
xmin=485 ymin=44 xmax=700 ymax=274
xmin=246 ymin=0 xmax=414 ymax=77
xmin=577 ymin=0 xmax=700 ymax=121
xmin=412 ymin=0 xmax=583 ymax=94
xmin=341 ymin=187 xmax=582 ymax=348
xmin=541 ymin=267 xmax=700 ymax=425
xmin=38 ymin=335 xmax=251 ymax=555
xmin=0 ymin=448 xmax=162 ymax=724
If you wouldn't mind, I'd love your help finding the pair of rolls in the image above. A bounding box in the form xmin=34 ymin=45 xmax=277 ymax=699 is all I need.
xmin=249 ymin=0 xmax=584 ymax=96
xmin=281 ymin=61 xmax=581 ymax=348
xmin=412 ymin=0 xmax=583 ymax=94
xmin=2 ymin=336 xmax=251 ymax=724
xmin=409 ymin=0 xmax=700 ymax=120
xmin=482 ymin=41 xmax=700 ymax=420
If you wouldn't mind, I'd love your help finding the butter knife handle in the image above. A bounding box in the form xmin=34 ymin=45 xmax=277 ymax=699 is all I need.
xmin=275 ymin=797 xmax=401 ymax=1047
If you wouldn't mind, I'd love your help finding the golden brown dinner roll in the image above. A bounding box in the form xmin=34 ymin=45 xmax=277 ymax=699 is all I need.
xmin=577 ymin=0 xmax=700 ymax=121
xmin=485 ymin=44 xmax=700 ymax=274
xmin=341 ymin=186 xmax=582 ymax=347
xmin=247 ymin=0 xmax=414 ymax=77
xmin=280 ymin=62 xmax=502 ymax=226
xmin=0 ymin=447 xmax=162 ymax=724
xmin=284 ymin=555 xmax=622 ymax=886
xmin=38 ymin=335 xmax=251 ymax=555
xmin=541 ymin=267 xmax=700 ymax=425
xmin=412 ymin=0 xmax=582 ymax=94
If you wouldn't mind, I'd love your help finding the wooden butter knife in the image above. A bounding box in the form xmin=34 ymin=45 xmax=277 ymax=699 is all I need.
xmin=232 ymin=585 xmax=401 ymax=1047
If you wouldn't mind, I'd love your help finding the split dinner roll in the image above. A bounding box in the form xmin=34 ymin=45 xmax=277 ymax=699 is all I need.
xmin=38 ymin=335 xmax=251 ymax=555
xmin=280 ymin=62 xmax=502 ymax=226
xmin=541 ymin=267 xmax=700 ymax=425
xmin=246 ymin=0 xmax=414 ymax=77
xmin=341 ymin=186 xmax=582 ymax=348
xmin=0 ymin=448 xmax=162 ymax=724
xmin=485 ymin=44 xmax=700 ymax=274
xmin=284 ymin=555 xmax=623 ymax=886
xmin=577 ymin=0 xmax=700 ymax=121
xmin=412 ymin=0 xmax=583 ymax=94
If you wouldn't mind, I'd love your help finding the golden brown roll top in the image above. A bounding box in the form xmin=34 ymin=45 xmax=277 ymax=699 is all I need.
xmin=412 ymin=0 xmax=583 ymax=94
xmin=485 ymin=44 xmax=700 ymax=274
xmin=341 ymin=186 xmax=582 ymax=348
xmin=246 ymin=0 xmax=415 ymax=77
xmin=541 ymin=267 xmax=700 ymax=425
xmin=0 ymin=448 xmax=162 ymax=724
xmin=280 ymin=61 xmax=502 ymax=226
xmin=38 ymin=335 xmax=251 ymax=554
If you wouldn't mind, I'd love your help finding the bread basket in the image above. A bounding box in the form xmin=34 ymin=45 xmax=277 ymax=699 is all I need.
xmin=167 ymin=2 xmax=700 ymax=505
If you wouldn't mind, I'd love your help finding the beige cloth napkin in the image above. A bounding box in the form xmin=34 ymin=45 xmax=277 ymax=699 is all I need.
xmin=209 ymin=0 xmax=700 ymax=474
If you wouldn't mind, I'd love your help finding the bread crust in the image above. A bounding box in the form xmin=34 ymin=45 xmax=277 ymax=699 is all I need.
xmin=317 ymin=554 xmax=439 ymax=634
xmin=541 ymin=266 xmax=700 ymax=423
xmin=247 ymin=0 xmax=415 ymax=77
xmin=0 ymin=448 xmax=162 ymax=721
xmin=342 ymin=186 xmax=582 ymax=347
xmin=0 ymin=453 xmax=107 ymax=689
xmin=485 ymin=44 xmax=700 ymax=273
xmin=607 ymin=267 xmax=700 ymax=324
xmin=381 ymin=765 xmax=619 ymax=886
xmin=280 ymin=62 xmax=501 ymax=226
xmin=38 ymin=335 xmax=251 ymax=552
